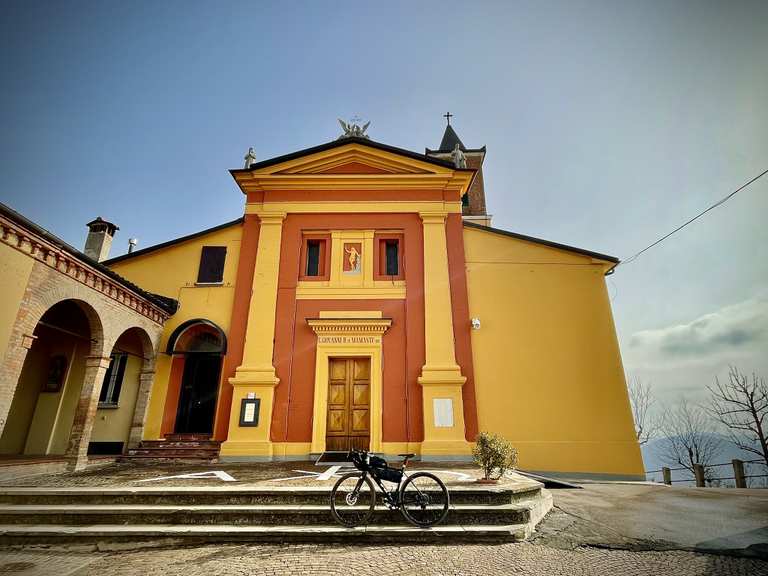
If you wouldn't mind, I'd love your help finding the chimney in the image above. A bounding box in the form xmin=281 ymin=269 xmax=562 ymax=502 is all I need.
xmin=84 ymin=217 xmax=119 ymax=262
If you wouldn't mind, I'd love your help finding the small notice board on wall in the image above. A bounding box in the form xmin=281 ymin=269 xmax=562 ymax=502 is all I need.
xmin=239 ymin=397 xmax=260 ymax=427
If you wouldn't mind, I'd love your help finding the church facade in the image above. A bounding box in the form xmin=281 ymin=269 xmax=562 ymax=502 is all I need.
xmin=0 ymin=124 xmax=644 ymax=479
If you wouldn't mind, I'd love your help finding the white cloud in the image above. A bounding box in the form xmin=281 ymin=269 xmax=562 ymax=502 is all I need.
xmin=623 ymin=293 xmax=768 ymax=406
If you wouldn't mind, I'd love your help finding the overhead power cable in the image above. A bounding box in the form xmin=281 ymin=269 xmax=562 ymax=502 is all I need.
xmin=620 ymin=167 xmax=768 ymax=266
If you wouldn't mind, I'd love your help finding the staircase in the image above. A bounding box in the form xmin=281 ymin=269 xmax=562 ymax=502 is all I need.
xmin=121 ymin=434 xmax=221 ymax=462
xmin=0 ymin=483 xmax=552 ymax=545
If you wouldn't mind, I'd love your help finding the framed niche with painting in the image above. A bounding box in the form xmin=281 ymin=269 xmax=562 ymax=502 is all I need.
xmin=42 ymin=355 xmax=68 ymax=393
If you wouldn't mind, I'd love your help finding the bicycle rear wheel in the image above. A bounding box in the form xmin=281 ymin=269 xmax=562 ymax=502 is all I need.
xmin=330 ymin=471 xmax=376 ymax=527
xmin=399 ymin=471 xmax=450 ymax=527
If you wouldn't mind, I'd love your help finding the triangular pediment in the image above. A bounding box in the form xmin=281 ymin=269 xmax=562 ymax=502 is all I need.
xmin=251 ymin=142 xmax=452 ymax=176
xmin=231 ymin=139 xmax=474 ymax=194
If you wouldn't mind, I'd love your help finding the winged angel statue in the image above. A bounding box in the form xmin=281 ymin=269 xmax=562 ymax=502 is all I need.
xmin=337 ymin=118 xmax=370 ymax=140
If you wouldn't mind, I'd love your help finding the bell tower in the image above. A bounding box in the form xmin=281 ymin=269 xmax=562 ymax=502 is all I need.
xmin=426 ymin=115 xmax=490 ymax=226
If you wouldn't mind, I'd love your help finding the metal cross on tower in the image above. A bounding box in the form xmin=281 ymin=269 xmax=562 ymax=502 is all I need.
xmin=443 ymin=111 xmax=453 ymax=125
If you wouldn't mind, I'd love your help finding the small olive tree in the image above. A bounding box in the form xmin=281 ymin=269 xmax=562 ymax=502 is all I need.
xmin=472 ymin=432 xmax=519 ymax=481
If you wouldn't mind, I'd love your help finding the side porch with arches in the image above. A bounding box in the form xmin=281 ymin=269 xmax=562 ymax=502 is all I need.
xmin=0 ymin=243 xmax=174 ymax=471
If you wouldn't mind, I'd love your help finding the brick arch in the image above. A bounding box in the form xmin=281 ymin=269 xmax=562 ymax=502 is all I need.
xmin=108 ymin=325 xmax=160 ymax=449
xmin=16 ymin=293 xmax=107 ymax=360
xmin=0 ymin=262 xmax=166 ymax=469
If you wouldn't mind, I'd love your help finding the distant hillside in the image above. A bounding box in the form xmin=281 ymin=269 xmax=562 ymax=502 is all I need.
xmin=641 ymin=435 xmax=766 ymax=487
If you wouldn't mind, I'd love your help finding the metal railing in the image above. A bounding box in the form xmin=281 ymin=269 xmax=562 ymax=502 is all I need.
xmin=645 ymin=459 xmax=767 ymax=488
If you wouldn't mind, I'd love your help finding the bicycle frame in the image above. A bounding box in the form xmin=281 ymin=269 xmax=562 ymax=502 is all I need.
xmin=346 ymin=451 xmax=427 ymax=509
xmin=352 ymin=468 xmax=403 ymax=508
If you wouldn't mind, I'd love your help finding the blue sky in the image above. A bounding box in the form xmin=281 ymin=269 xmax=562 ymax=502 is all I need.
xmin=1 ymin=0 xmax=766 ymax=405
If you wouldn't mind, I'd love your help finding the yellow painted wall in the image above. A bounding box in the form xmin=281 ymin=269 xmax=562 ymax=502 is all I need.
xmin=464 ymin=226 xmax=643 ymax=478
xmin=107 ymin=223 xmax=242 ymax=439
xmin=0 ymin=243 xmax=34 ymax=359
xmin=0 ymin=337 xmax=47 ymax=454
xmin=18 ymin=326 xmax=88 ymax=455
xmin=91 ymin=331 xmax=144 ymax=446
xmin=48 ymin=340 xmax=88 ymax=454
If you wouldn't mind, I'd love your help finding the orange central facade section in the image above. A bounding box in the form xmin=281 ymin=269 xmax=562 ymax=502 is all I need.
xmin=194 ymin=139 xmax=481 ymax=459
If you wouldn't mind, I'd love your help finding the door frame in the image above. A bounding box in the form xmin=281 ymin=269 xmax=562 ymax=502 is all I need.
xmin=308 ymin=316 xmax=391 ymax=454
xmin=324 ymin=357 xmax=372 ymax=451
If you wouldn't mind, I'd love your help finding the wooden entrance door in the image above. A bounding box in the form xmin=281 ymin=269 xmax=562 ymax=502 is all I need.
xmin=325 ymin=358 xmax=370 ymax=451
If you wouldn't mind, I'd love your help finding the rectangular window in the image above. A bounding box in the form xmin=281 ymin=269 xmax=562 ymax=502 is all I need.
xmin=462 ymin=192 xmax=469 ymax=207
xmin=300 ymin=235 xmax=329 ymax=280
xmin=306 ymin=240 xmax=321 ymax=276
xmin=99 ymin=353 xmax=127 ymax=406
xmin=374 ymin=233 xmax=404 ymax=281
xmin=385 ymin=240 xmax=399 ymax=276
xmin=197 ymin=246 xmax=226 ymax=284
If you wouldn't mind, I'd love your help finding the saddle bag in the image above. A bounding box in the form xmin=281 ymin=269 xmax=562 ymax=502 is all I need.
xmin=368 ymin=455 xmax=403 ymax=483
xmin=377 ymin=466 xmax=404 ymax=484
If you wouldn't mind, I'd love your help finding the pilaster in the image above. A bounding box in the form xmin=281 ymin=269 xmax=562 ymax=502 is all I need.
xmin=220 ymin=213 xmax=285 ymax=458
xmin=418 ymin=211 xmax=470 ymax=457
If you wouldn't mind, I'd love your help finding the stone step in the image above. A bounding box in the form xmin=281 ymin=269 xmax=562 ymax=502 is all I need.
xmin=163 ymin=434 xmax=213 ymax=442
xmin=0 ymin=523 xmax=530 ymax=545
xmin=126 ymin=448 xmax=220 ymax=458
xmin=0 ymin=503 xmax=531 ymax=525
xmin=137 ymin=441 xmax=221 ymax=449
xmin=0 ymin=503 xmax=532 ymax=526
xmin=0 ymin=486 xmax=542 ymax=507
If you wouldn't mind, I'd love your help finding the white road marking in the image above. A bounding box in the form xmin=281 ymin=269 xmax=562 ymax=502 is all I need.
xmin=316 ymin=465 xmax=342 ymax=481
xmin=267 ymin=466 xmax=350 ymax=482
xmin=136 ymin=470 xmax=237 ymax=483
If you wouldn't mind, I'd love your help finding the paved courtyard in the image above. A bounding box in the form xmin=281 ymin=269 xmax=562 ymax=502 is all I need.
xmin=0 ymin=541 xmax=766 ymax=576
xmin=0 ymin=461 xmax=765 ymax=575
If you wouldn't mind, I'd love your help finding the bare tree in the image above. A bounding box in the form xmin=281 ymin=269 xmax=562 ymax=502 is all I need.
xmin=660 ymin=398 xmax=723 ymax=477
xmin=707 ymin=366 xmax=768 ymax=469
xmin=628 ymin=376 xmax=662 ymax=445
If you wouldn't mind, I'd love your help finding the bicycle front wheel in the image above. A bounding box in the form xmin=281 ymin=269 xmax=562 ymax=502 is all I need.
xmin=330 ymin=471 xmax=376 ymax=527
xmin=399 ymin=471 xmax=450 ymax=527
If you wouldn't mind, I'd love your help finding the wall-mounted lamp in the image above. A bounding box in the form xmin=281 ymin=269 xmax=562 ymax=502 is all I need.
xmin=471 ymin=318 xmax=481 ymax=330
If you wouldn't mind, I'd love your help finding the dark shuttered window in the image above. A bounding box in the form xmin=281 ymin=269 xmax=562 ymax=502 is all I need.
xmin=385 ymin=240 xmax=399 ymax=276
xmin=306 ymin=240 xmax=321 ymax=276
xmin=197 ymin=246 xmax=227 ymax=284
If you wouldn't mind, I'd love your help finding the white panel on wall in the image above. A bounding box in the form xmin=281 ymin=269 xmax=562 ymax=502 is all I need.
xmin=433 ymin=398 xmax=454 ymax=428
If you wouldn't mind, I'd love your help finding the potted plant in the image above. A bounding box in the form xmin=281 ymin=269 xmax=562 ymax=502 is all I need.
xmin=472 ymin=432 xmax=519 ymax=483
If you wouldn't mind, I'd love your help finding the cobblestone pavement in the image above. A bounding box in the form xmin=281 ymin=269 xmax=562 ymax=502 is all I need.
xmin=0 ymin=542 xmax=766 ymax=576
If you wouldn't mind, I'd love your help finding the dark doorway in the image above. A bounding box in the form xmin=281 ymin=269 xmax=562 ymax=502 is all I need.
xmin=174 ymin=354 xmax=222 ymax=434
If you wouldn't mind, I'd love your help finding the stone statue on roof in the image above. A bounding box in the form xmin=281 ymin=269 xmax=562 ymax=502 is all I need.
xmin=244 ymin=147 xmax=257 ymax=169
xmin=337 ymin=118 xmax=370 ymax=140
xmin=451 ymin=143 xmax=467 ymax=169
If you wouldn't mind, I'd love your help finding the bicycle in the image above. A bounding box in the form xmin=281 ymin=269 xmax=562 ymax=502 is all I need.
xmin=329 ymin=450 xmax=450 ymax=528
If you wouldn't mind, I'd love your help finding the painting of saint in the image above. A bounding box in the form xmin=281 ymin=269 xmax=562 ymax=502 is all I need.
xmin=343 ymin=243 xmax=362 ymax=274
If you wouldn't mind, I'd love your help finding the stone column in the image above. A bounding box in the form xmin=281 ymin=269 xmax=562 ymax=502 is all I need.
xmin=66 ymin=355 xmax=111 ymax=471
xmin=418 ymin=211 xmax=468 ymax=458
xmin=127 ymin=370 xmax=156 ymax=449
xmin=220 ymin=213 xmax=285 ymax=460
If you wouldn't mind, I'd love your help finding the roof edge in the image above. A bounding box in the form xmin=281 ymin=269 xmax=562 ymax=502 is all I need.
xmin=103 ymin=217 xmax=244 ymax=265
xmin=230 ymin=137 xmax=469 ymax=173
xmin=462 ymin=221 xmax=620 ymax=267
xmin=0 ymin=202 xmax=178 ymax=315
